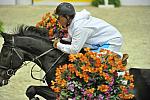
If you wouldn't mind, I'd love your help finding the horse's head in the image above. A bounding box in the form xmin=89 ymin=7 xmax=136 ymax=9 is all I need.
xmin=0 ymin=32 xmax=24 ymax=86
xmin=0 ymin=25 xmax=69 ymax=86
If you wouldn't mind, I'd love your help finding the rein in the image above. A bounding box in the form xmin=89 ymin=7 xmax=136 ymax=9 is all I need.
xmin=28 ymin=46 xmax=65 ymax=82
xmin=31 ymin=52 xmax=65 ymax=82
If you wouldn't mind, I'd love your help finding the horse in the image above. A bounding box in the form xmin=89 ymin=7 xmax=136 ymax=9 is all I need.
xmin=0 ymin=25 xmax=70 ymax=100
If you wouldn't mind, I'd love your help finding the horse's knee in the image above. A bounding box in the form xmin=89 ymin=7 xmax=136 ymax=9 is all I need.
xmin=26 ymin=86 xmax=36 ymax=99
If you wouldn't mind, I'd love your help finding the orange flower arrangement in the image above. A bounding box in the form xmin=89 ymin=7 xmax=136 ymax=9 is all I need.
xmin=36 ymin=12 xmax=67 ymax=39
xmin=51 ymin=48 xmax=134 ymax=99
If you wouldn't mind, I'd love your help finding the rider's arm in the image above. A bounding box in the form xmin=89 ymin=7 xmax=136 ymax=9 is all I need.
xmin=57 ymin=28 xmax=90 ymax=54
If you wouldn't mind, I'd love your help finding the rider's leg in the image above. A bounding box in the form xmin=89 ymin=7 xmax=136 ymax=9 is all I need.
xmin=26 ymin=86 xmax=39 ymax=100
xmin=34 ymin=86 xmax=56 ymax=100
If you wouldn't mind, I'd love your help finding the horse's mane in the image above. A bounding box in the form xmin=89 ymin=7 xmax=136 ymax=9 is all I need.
xmin=12 ymin=25 xmax=71 ymax=45
xmin=14 ymin=25 xmax=50 ymax=41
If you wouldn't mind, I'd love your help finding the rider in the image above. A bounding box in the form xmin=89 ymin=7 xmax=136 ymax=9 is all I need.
xmin=53 ymin=2 xmax=123 ymax=55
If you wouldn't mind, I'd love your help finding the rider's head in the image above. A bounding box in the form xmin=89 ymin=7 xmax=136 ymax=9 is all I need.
xmin=55 ymin=2 xmax=75 ymax=27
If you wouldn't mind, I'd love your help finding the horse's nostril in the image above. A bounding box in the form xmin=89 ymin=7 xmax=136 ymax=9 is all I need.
xmin=2 ymin=80 xmax=8 ymax=86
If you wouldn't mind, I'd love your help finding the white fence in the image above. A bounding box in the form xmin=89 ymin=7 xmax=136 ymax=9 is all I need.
xmin=0 ymin=0 xmax=32 ymax=5
xmin=0 ymin=0 xmax=16 ymax=5
xmin=121 ymin=0 xmax=150 ymax=6
xmin=0 ymin=0 xmax=150 ymax=5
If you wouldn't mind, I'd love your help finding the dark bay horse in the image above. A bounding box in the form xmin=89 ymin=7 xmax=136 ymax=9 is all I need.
xmin=0 ymin=25 xmax=69 ymax=100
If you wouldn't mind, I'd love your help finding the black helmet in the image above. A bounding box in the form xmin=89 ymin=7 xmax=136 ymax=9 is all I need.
xmin=55 ymin=2 xmax=75 ymax=16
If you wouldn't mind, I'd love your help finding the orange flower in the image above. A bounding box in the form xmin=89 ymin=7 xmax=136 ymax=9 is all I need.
xmin=98 ymin=67 xmax=103 ymax=75
xmin=102 ymin=72 xmax=112 ymax=82
xmin=97 ymin=84 xmax=109 ymax=92
xmin=119 ymin=93 xmax=134 ymax=99
xmin=129 ymin=83 xmax=134 ymax=90
xmin=108 ymin=55 xmax=114 ymax=60
xmin=51 ymin=80 xmax=57 ymax=85
xmin=109 ymin=67 xmax=116 ymax=73
xmin=86 ymin=88 xmax=95 ymax=94
xmin=95 ymin=58 xmax=101 ymax=67
xmin=123 ymin=72 xmax=134 ymax=82
xmin=103 ymin=64 xmax=108 ymax=69
xmin=68 ymin=64 xmax=76 ymax=73
xmin=55 ymin=69 xmax=61 ymax=77
xmin=82 ymin=72 xmax=89 ymax=82
xmin=49 ymin=29 xmax=53 ymax=36
xmin=53 ymin=87 xmax=61 ymax=93
xmin=69 ymin=54 xmax=76 ymax=62
xmin=79 ymin=55 xmax=88 ymax=62
xmin=89 ymin=53 xmax=97 ymax=60
xmin=81 ymin=65 xmax=88 ymax=72
xmin=124 ymin=94 xmax=134 ymax=99
xmin=50 ymin=19 xmax=56 ymax=24
xmin=118 ymin=93 xmax=124 ymax=98
xmin=61 ymin=79 xmax=67 ymax=87
xmin=76 ymin=53 xmax=83 ymax=58
xmin=120 ymin=85 xmax=128 ymax=93
xmin=61 ymin=64 xmax=68 ymax=73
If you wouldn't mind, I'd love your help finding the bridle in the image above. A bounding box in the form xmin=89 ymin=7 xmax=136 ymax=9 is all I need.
xmin=0 ymin=36 xmax=24 ymax=86
xmin=0 ymin=35 xmax=65 ymax=84
xmin=0 ymin=36 xmax=23 ymax=78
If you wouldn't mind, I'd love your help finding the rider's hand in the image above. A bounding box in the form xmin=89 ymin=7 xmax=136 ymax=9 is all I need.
xmin=53 ymin=38 xmax=60 ymax=48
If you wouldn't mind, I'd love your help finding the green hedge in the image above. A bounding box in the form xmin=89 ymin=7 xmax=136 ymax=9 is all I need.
xmin=91 ymin=0 xmax=121 ymax=7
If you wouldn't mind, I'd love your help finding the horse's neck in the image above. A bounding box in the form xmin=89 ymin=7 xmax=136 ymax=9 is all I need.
xmin=15 ymin=35 xmax=69 ymax=84
xmin=19 ymin=40 xmax=68 ymax=84
xmin=15 ymin=36 xmax=53 ymax=53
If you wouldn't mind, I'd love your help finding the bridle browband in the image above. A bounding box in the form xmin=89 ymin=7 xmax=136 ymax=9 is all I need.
xmin=0 ymin=35 xmax=65 ymax=83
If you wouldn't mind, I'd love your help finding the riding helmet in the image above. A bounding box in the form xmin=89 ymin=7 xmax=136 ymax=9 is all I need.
xmin=55 ymin=2 xmax=75 ymax=16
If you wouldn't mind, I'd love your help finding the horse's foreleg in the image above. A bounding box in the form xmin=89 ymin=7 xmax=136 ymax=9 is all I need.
xmin=26 ymin=86 xmax=56 ymax=100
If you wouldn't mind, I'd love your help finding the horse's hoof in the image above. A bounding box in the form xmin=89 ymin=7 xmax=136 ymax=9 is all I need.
xmin=30 ymin=97 xmax=39 ymax=100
